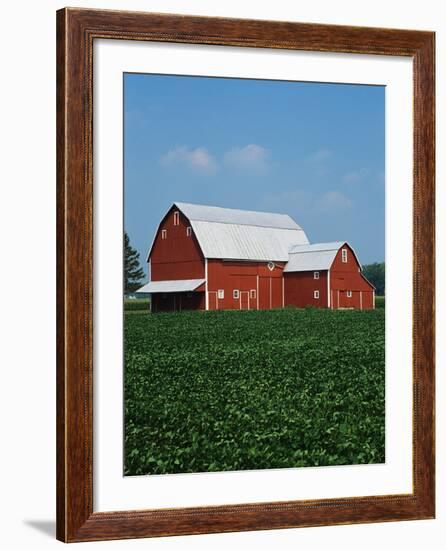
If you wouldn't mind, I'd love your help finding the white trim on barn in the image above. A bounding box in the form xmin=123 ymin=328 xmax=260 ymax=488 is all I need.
xmin=256 ymin=275 xmax=259 ymax=310
xmin=240 ymin=291 xmax=250 ymax=310
xmin=327 ymin=270 xmax=330 ymax=308
xmin=205 ymin=258 xmax=209 ymax=311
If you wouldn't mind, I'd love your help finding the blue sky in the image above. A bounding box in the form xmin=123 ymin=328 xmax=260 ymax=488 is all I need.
xmin=124 ymin=73 xmax=384 ymax=277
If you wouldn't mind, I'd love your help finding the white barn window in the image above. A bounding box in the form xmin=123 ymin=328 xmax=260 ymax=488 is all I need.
xmin=314 ymin=290 xmax=320 ymax=299
xmin=218 ymin=289 xmax=224 ymax=299
xmin=314 ymin=271 xmax=320 ymax=279
xmin=233 ymin=289 xmax=240 ymax=299
xmin=347 ymin=290 xmax=352 ymax=298
xmin=161 ymin=229 xmax=167 ymax=239
xmin=342 ymin=248 xmax=348 ymax=263
xmin=186 ymin=226 xmax=192 ymax=237
xmin=250 ymin=289 xmax=256 ymax=299
xmin=173 ymin=211 xmax=179 ymax=225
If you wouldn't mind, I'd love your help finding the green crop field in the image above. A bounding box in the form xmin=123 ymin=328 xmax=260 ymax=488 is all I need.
xmin=124 ymin=299 xmax=150 ymax=312
xmin=124 ymin=307 xmax=385 ymax=476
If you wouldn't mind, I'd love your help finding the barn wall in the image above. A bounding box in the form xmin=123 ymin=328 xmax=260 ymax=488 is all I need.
xmin=330 ymin=289 xmax=374 ymax=310
xmin=150 ymin=207 xmax=205 ymax=281
xmin=330 ymin=243 xmax=362 ymax=274
xmin=284 ymin=271 xmax=328 ymax=308
xmin=361 ymin=290 xmax=375 ymax=309
xmin=149 ymin=210 xmax=375 ymax=311
xmin=207 ymin=260 xmax=284 ymax=310
xmin=330 ymin=244 xmax=375 ymax=309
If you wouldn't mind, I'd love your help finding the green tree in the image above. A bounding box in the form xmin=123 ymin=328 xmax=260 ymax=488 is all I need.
xmin=362 ymin=262 xmax=385 ymax=296
xmin=124 ymin=232 xmax=145 ymax=294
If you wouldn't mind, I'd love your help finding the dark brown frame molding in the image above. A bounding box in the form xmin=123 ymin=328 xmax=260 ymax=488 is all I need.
xmin=56 ymin=7 xmax=435 ymax=542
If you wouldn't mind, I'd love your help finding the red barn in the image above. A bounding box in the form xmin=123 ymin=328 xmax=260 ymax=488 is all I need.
xmin=137 ymin=202 xmax=375 ymax=312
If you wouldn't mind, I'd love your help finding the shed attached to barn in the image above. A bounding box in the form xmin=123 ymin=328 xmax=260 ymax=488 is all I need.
xmin=137 ymin=202 xmax=375 ymax=312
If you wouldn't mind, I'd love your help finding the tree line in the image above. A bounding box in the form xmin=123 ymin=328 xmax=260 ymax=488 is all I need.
xmin=362 ymin=262 xmax=385 ymax=296
xmin=124 ymin=231 xmax=146 ymax=294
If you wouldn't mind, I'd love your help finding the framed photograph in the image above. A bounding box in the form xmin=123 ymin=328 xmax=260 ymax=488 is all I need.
xmin=56 ymin=8 xmax=435 ymax=542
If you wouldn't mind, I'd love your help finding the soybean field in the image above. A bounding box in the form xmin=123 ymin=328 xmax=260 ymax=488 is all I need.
xmin=124 ymin=307 xmax=385 ymax=476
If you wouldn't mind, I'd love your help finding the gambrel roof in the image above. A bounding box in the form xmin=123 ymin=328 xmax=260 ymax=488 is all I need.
xmin=149 ymin=202 xmax=309 ymax=262
xmin=146 ymin=203 xmax=369 ymax=275
xmin=284 ymin=242 xmax=361 ymax=272
xmin=175 ymin=202 xmax=301 ymax=230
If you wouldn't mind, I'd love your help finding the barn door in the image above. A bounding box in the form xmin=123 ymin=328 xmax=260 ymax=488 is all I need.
xmin=338 ymin=290 xmax=356 ymax=309
xmin=208 ymin=291 xmax=218 ymax=310
xmin=338 ymin=290 xmax=347 ymax=308
xmin=240 ymin=291 xmax=250 ymax=310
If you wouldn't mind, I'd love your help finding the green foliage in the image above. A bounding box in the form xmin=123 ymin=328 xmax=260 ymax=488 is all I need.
xmin=362 ymin=262 xmax=385 ymax=296
xmin=124 ymin=308 xmax=385 ymax=475
xmin=375 ymin=296 xmax=385 ymax=309
xmin=124 ymin=231 xmax=145 ymax=294
xmin=124 ymin=299 xmax=150 ymax=311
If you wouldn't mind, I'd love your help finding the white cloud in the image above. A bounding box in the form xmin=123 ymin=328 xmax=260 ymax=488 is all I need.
xmin=160 ymin=146 xmax=217 ymax=174
xmin=223 ymin=144 xmax=269 ymax=172
xmin=259 ymin=190 xmax=311 ymax=213
xmin=342 ymin=168 xmax=369 ymax=184
xmin=308 ymin=149 xmax=333 ymax=163
xmin=318 ymin=191 xmax=352 ymax=212
xmin=160 ymin=143 xmax=271 ymax=175
xmin=260 ymin=189 xmax=352 ymax=216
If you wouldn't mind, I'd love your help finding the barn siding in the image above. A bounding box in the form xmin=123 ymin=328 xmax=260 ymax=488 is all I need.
xmin=207 ymin=260 xmax=284 ymax=310
xmin=360 ymin=290 xmax=375 ymax=310
xmin=150 ymin=207 xmax=205 ymax=282
xmin=148 ymin=206 xmax=375 ymax=312
xmin=329 ymin=244 xmax=375 ymax=309
xmin=284 ymin=271 xmax=328 ymax=308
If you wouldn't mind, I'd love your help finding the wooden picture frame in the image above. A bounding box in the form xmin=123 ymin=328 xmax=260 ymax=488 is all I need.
xmin=56 ymin=7 xmax=435 ymax=542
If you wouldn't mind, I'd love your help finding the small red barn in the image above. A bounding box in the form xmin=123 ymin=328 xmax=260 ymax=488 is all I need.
xmin=137 ymin=202 xmax=375 ymax=311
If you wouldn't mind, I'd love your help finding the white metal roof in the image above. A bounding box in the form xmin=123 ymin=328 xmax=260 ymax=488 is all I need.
xmin=284 ymin=242 xmax=346 ymax=272
xmin=172 ymin=202 xmax=309 ymax=262
xmin=288 ymin=242 xmax=345 ymax=254
xmin=136 ymin=278 xmax=205 ymax=293
xmin=189 ymin=221 xmax=306 ymax=262
xmin=175 ymin=202 xmax=302 ymax=230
